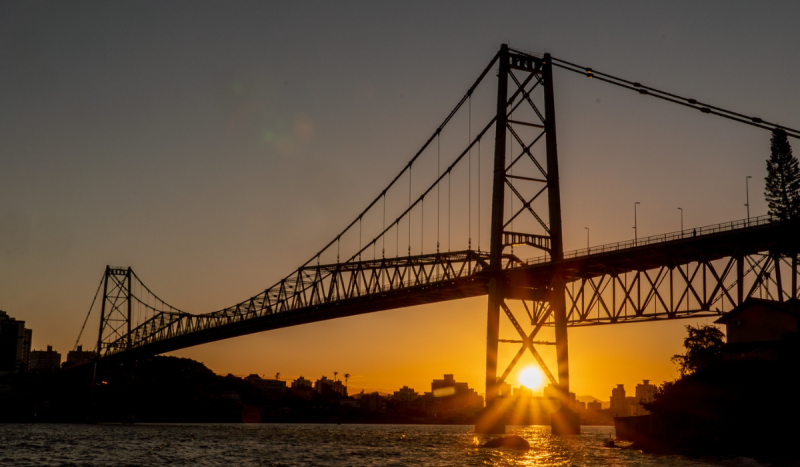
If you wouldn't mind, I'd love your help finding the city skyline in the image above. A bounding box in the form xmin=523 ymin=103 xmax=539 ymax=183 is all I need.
xmin=2 ymin=2 xmax=800 ymax=399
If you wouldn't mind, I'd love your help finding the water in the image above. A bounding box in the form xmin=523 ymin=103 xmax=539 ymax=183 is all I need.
xmin=0 ymin=424 xmax=769 ymax=467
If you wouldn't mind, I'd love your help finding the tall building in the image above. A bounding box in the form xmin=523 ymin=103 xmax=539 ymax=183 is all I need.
xmin=29 ymin=345 xmax=61 ymax=372
xmin=610 ymin=384 xmax=628 ymax=416
xmin=65 ymin=345 xmax=96 ymax=367
xmin=0 ymin=310 xmax=32 ymax=374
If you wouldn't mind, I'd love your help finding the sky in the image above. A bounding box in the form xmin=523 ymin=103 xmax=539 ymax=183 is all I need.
xmin=2 ymin=1 xmax=800 ymax=400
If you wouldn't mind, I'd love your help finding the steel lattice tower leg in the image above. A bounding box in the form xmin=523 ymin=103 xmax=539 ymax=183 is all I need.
xmin=543 ymin=53 xmax=579 ymax=435
xmin=476 ymin=44 xmax=510 ymax=435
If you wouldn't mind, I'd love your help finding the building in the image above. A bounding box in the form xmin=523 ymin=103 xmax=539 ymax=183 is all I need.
xmin=429 ymin=374 xmax=483 ymax=420
xmin=392 ymin=385 xmax=419 ymax=402
xmin=290 ymin=376 xmax=314 ymax=399
xmin=610 ymin=384 xmax=628 ymax=416
xmin=244 ymin=374 xmax=287 ymax=399
xmin=65 ymin=345 xmax=96 ymax=367
xmin=609 ymin=380 xmax=657 ymax=417
xmin=715 ymin=298 xmax=800 ymax=344
xmin=0 ymin=310 xmax=32 ymax=374
xmin=634 ymin=379 xmax=656 ymax=415
xmin=625 ymin=396 xmax=640 ymax=416
xmin=359 ymin=391 xmax=386 ymax=413
xmin=22 ymin=329 xmax=32 ymax=370
xmin=29 ymin=345 xmax=61 ymax=372
xmin=291 ymin=376 xmax=313 ymax=389
xmin=314 ymin=376 xmax=347 ymax=397
xmin=587 ymin=400 xmax=602 ymax=411
xmin=499 ymin=382 xmax=512 ymax=397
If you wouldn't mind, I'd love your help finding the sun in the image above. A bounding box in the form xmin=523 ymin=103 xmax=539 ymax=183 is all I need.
xmin=518 ymin=366 xmax=544 ymax=390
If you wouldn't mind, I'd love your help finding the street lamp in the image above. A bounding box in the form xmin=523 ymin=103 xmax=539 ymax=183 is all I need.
xmin=634 ymin=202 xmax=640 ymax=245
xmin=678 ymin=207 xmax=683 ymax=235
xmin=584 ymin=227 xmax=589 ymax=252
xmin=745 ymin=176 xmax=752 ymax=226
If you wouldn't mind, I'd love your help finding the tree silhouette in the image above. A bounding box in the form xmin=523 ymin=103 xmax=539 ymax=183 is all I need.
xmin=344 ymin=373 xmax=350 ymax=390
xmin=670 ymin=324 xmax=725 ymax=377
xmin=765 ymin=129 xmax=800 ymax=220
xmin=275 ymin=372 xmax=280 ymax=381
xmin=334 ymin=371 xmax=338 ymax=382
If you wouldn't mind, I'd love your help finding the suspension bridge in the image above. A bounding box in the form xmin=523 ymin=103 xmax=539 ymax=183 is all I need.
xmin=74 ymin=45 xmax=800 ymax=433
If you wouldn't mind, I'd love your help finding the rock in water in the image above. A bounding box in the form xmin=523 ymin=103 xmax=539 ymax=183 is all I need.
xmin=482 ymin=435 xmax=531 ymax=450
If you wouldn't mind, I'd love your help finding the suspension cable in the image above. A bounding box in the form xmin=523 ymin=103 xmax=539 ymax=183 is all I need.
xmin=73 ymin=275 xmax=104 ymax=351
xmin=408 ymin=165 xmax=412 ymax=256
xmin=130 ymin=270 xmax=185 ymax=314
xmin=344 ymin=115 xmax=497 ymax=263
xmin=550 ymin=56 xmax=800 ymax=139
xmin=468 ymin=95 xmax=472 ymax=250
xmin=298 ymin=50 xmax=501 ymax=270
xmin=437 ymin=132 xmax=441 ymax=253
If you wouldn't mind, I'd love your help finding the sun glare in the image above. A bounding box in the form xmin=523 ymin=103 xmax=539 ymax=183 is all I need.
xmin=518 ymin=366 xmax=544 ymax=390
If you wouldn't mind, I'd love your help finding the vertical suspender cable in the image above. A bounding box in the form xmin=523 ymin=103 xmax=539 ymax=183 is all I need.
xmin=437 ymin=132 xmax=440 ymax=253
xmin=478 ymin=137 xmax=481 ymax=252
xmin=382 ymin=195 xmax=386 ymax=258
xmin=468 ymin=95 xmax=472 ymax=251
xmin=408 ymin=165 xmax=412 ymax=256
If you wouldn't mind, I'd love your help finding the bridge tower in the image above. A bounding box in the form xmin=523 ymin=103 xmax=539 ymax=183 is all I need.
xmin=96 ymin=266 xmax=133 ymax=357
xmin=477 ymin=45 xmax=578 ymax=434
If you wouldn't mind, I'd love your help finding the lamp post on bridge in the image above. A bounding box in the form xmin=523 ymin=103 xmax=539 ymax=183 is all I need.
xmin=745 ymin=175 xmax=752 ymax=226
xmin=634 ymin=202 xmax=640 ymax=246
xmin=678 ymin=207 xmax=683 ymax=236
xmin=584 ymin=227 xmax=589 ymax=252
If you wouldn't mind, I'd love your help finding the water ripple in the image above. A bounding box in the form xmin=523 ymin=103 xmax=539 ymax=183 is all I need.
xmin=0 ymin=424 xmax=769 ymax=467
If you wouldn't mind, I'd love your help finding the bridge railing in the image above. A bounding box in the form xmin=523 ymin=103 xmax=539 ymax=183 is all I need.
xmin=522 ymin=214 xmax=777 ymax=266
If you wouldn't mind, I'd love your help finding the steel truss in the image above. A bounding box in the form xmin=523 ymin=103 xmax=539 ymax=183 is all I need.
xmin=491 ymin=219 xmax=800 ymax=392
xmin=494 ymin=249 xmax=800 ymax=389
xmin=100 ymin=250 xmax=491 ymax=357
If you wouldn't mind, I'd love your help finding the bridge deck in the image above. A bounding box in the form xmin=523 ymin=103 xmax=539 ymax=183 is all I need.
xmin=105 ymin=216 xmax=799 ymax=360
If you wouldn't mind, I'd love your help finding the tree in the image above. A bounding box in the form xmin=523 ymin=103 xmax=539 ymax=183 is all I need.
xmin=670 ymin=324 xmax=725 ymax=377
xmin=764 ymin=128 xmax=800 ymax=220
